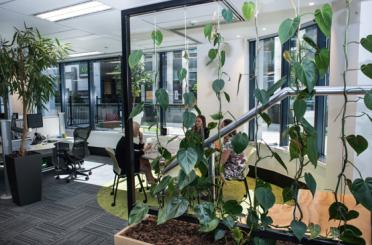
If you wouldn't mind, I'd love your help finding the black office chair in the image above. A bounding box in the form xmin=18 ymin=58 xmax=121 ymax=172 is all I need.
xmin=55 ymin=126 xmax=92 ymax=183
xmin=105 ymin=148 xmax=147 ymax=206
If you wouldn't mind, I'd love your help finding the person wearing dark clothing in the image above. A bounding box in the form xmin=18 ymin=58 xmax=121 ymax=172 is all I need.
xmin=115 ymin=122 xmax=156 ymax=184
xmin=192 ymin=115 xmax=210 ymax=140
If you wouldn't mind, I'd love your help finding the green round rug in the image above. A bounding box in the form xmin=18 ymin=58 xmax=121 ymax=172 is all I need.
xmin=96 ymin=177 xmax=283 ymax=220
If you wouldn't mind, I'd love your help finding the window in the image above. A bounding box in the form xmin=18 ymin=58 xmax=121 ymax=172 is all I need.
xmin=257 ymin=37 xmax=282 ymax=145
xmin=249 ymin=23 xmax=328 ymax=155
xmin=161 ymin=49 xmax=197 ymax=135
xmin=92 ymin=59 xmax=122 ymax=130
xmin=43 ymin=66 xmax=61 ymax=116
xmin=62 ymin=62 xmax=90 ymax=127
xmin=56 ymin=49 xmax=197 ymax=134
xmin=288 ymin=26 xmax=318 ymax=127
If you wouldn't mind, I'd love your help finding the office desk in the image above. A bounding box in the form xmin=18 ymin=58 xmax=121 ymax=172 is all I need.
xmin=26 ymin=137 xmax=74 ymax=172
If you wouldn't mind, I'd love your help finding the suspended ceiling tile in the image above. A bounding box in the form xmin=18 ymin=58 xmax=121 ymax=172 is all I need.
xmin=60 ymin=9 xmax=121 ymax=38
xmin=0 ymin=0 xmax=87 ymax=15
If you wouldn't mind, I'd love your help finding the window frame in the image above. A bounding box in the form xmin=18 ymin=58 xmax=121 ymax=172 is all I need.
xmin=248 ymin=22 xmax=328 ymax=156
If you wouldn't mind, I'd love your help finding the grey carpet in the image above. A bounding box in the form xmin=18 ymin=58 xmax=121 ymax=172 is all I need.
xmin=0 ymin=165 xmax=127 ymax=245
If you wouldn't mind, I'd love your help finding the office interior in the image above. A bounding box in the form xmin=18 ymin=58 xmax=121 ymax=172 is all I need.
xmin=0 ymin=0 xmax=371 ymax=244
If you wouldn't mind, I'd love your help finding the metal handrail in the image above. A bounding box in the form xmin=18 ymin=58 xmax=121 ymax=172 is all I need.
xmin=163 ymin=85 xmax=372 ymax=173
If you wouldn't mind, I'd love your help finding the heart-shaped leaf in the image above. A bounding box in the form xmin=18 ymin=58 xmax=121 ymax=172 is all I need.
xmin=183 ymin=111 xmax=196 ymax=129
xmin=231 ymin=132 xmax=249 ymax=154
xmin=329 ymin=201 xmax=350 ymax=221
xmin=315 ymin=48 xmax=330 ymax=77
xmin=267 ymin=77 xmax=286 ymax=96
xmin=177 ymin=147 xmax=198 ymax=174
xmin=223 ymin=200 xmax=243 ymax=216
xmin=208 ymin=48 xmax=218 ymax=61
xmin=279 ymin=16 xmax=301 ymax=44
xmin=302 ymin=59 xmax=318 ymax=93
xmin=158 ymin=197 xmax=189 ymax=224
xmin=291 ymin=220 xmax=307 ymax=241
xmin=212 ymin=79 xmax=225 ymax=93
xmin=128 ymin=50 xmax=143 ymax=69
xmin=304 ymin=172 xmax=317 ymax=197
xmin=214 ymin=229 xmax=226 ymax=241
xmin=303 ymin=35 xmax=319 ymax=51
xmin=155 ymin=88 xmax=169 ymax=110
xmin=208 ymin=122 xmax=218 ymax=130
xmin=314 ymin=4 xmax=333 ymax=37
xmin=255 ymin=187 xmax=275 ymax=212
xmin=294 ymin=99 xmax=306 ymax=120
xmin=242 ymin=1 xmax=255 ymax=21
xmin=255 ymin=89 xmax=269 ymax=105
xmin=307 ymin=134 xmax=318 ymax=167
xmin=220 ymin=50 xmax=226 ymax=67
xmin=129 ymin=102 xmax=143 ymax=119
xmin=129 ymin=202 xmax=149 ymax=225
xmin=204 ymin=24 xmax=213 ymax=41
xmin=151 ymin=30 xmax=163 ymax=47
xmin=194 ymin=202 xmax=215 ymax=225
xmin=152 ymin=175 xmax=172 ymax=195
xmin=346 ymin=135 xmax=368 ymax=156
xmin=260 ymin=112 xmax=271 ymax=126
xmin=361 ymin=35 xmax=372 ymax=53
xmin=351 ymin=178 xmax=372 ymax=212
xmin=200 ymin=218 xmax=219 ymax=232
xmin=178 ymin=170 xmax=196 ymax=190
xmin=178 ymin=68 xmax=187 ymax=81
xmin=309 ymin=223 xmax=321 ymax=239
xmin=361 ymin=63 xmax=372 ymax=79
xmin=210 ymin=112 xmax=223 ymax=121
xmin=364 ymin=90 xmax=372 ymax=110
xmin=273 ymin=152 xmax=288 ymax=173
xmin=183 ymin=92 xmax=196 ymax=108
xmin=222 ymin=8 xmax=233 ymax=23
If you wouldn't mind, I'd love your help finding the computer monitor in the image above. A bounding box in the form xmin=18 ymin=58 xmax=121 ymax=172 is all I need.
xmin=27 ymin=113 xmax=43 ymax=129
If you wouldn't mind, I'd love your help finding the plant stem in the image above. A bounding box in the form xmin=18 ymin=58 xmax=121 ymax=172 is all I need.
xmin=334 ymin=0 xmax=351 ymax=203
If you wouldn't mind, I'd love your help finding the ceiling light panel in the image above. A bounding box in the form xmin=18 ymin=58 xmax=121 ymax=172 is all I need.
xmin=35 ymin=1 xmax=111 ymax=22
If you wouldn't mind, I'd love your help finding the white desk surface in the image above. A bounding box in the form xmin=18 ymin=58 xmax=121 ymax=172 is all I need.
xmin=27 ymin=137 xmax=74 ymax=151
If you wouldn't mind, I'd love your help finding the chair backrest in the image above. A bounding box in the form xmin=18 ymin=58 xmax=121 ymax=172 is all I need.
xmin=72 ymin=126 xmax=91 ymax=159
xmin=105 ymin=147 xmax=122 ymax=175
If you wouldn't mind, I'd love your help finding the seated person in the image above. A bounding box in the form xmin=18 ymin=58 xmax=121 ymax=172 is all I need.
xmin=191 ymin=115 xmax=210 ymax=140
xmin=115 ymin=121 xmax=156 ymax=184
xmin=219 ymin=119 xmax=247 ymax=180
xmin=214 ymin=118 xmax=232 ymax=151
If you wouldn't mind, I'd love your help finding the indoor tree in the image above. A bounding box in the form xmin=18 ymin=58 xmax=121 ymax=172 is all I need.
xmin=3 ymin=25 xmax=69 ymax=156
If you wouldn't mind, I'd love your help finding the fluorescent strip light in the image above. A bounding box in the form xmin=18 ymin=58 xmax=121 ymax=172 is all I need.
xmin=36 ymin=1 xmax=111 ymax=22
xmin=69 ymin=51 xmax=102 ymax=58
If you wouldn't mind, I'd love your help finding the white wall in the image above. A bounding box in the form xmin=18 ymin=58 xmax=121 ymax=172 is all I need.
xmin=197 ymin=38 xmax=249 ymax=134
xmin=354 ymin=0 xmax=372 ymax=180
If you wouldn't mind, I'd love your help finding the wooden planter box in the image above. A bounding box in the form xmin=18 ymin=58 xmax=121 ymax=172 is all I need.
xmin=114 ymin=225 xmax=152 ymax=245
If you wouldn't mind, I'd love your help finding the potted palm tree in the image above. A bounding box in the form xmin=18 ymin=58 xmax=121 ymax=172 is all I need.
xmin=1 ymin=25 xmax=69 ymax=205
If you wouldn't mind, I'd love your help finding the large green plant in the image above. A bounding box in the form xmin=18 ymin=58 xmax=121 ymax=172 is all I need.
xmin=0 ymin=39 xmax=14 ymax=117
xmin=2 ymin=25 xmax=69 ymax=156
xmin=126 ymin=1 xmax=372 ymax=244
